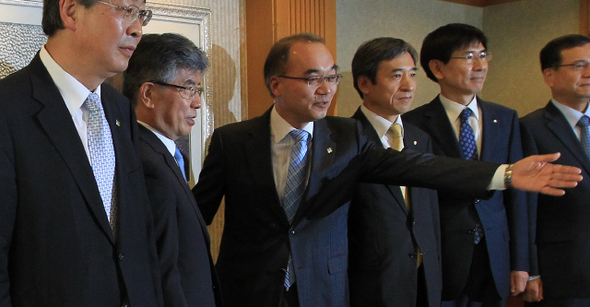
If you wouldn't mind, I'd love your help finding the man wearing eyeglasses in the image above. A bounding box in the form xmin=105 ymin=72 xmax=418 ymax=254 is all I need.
xmin=404 ymin=23 xmax=529 ymax=307
xmin=520 ymin=34 xmax=590 ymax=307
xmin=123 ymin=32 xmax=222 ymax=307
xmin=192 ymin=32 xmax=582 ymax=307
xmin=0 ymin=0 xmax=161 ymax=306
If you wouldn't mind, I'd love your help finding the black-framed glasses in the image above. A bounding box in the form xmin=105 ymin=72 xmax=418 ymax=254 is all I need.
xmin=558 ymin=60 xmax=590 ymax=71
xmin=151 ymin=81 xmax=204 ymax=100
xmin=97 ymin=0 xmax=152 ymax=26
xmin=277 ymin=74 xmax=342 ymax=87
xmin=449 ymin=51 xmax=492 ymax=65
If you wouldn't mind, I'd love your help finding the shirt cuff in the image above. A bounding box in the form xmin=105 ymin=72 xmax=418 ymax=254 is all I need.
xmin=488 ymin=164 xmax=508 ymax=190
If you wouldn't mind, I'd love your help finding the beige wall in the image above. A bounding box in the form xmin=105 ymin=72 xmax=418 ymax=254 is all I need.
xmin=336 ymin=0 xmax=580 ymax=118
xmin=483 ymin=0 xmax=579 ymax=116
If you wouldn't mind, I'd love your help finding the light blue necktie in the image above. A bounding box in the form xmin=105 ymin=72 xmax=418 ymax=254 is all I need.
xmin=283 ymin=129 xmax=310 ymax=288
xmin=85 ymin=93 xmax=117 ymax=229
xmin=459 ymin=108 xmax=478 ymax=161
xmin=174 ymin=147 xmax=187 ymax=182
xmin=577 ymin=115 xmax=590 ymax=159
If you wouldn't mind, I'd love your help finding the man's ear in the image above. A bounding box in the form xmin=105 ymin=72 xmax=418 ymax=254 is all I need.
xmin=59 ymin=0 xmax=80 ymax=31
xmin=270 ymin=76 xmax=281 ymax=98
xmin=139 ymin=82 xmax=156 ymax=109
xmin=429 ymin=59 xmax=445 ymax=81
xmin=357 ymin=75 xmax=372 ymax=96
xmin=542 ymin=68 xmax=556 ymax=88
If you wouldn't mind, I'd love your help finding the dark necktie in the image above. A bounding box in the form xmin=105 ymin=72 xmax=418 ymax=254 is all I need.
xmin=85 ymin=93 xmax=117 ymax=231
xmin=459 ymin=108 xmax=478 ymax=160
xmin=577 ymin=115 xmax=590 ymax=159
xmin=282 ymin=129 xmax=310 ymax=289
xmin=174 ymin=147 xmax=187 ymax=182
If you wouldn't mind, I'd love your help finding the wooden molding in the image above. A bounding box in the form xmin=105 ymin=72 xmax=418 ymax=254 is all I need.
xmin=438 ymin=0 xmax=521 ymax=7
xmin=582 ymin=0 xmax=590 ymax=36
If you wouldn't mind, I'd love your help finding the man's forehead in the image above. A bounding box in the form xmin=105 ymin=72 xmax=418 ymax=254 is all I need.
xmin=454 ymin=42 xmax=485 ymax=53
xmin=285 ymin=41 xmax=335 ymax=74
xmin=562 ymin=44 xmax=590 ymax=59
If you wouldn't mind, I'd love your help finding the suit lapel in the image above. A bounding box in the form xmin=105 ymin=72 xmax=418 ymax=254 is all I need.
xmin=31 ymin=57 xmax=115 ymax=243
xmin=421 ymin=97 xmax=463 ymax=158
xmin=292 ymin=118 xmax=337 ymax=224
xmin=352 ymin=108 xmax=408 ymax=214
xmin=545 ymin=102 xmax=590 ymax=174
xmin=245 ymin=109 xmax=290 ymax=226
xmin=138 ymin=125 xmax=212 ymax=243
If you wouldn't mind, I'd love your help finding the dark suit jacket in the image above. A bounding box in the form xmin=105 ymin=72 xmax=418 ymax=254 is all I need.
xmin=138 ymin=125 xmax=222 ymax=306
xmin=520 ymin=101 xmax=590 ymax=298
xmin=403 ymin=96 xmax=528 ymax=300
xmin=348 ymin=108 xmax=442 ymax=307
xmin=0 ymin=55 xmax=162 ymax=306
xmin=193 ymin=106 xmax=499 ymax=307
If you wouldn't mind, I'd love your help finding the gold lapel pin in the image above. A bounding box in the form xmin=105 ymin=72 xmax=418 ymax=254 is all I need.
xmin=493 ymin=119 xmax=498 ymax=124
xmin=326 ymin=147 xmax=333 ymax=154
xmin=413 ymin=141 xmax=418 ymax=145
xmin=116 ymin=120 xmax=121 ymax=127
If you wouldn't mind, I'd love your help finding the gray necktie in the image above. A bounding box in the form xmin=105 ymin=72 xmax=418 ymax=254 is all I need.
xmin=85 ymin=93 xmax=117 ymax=231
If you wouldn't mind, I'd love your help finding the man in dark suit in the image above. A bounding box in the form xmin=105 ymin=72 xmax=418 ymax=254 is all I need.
xmin=192 ymin=32 xmax=580 ymax=307
xmin=123 ymin=33 xmax=222 ymax=307
xmin=0 ymin=0 xmax=162 ymax=306
xmin=404 ymin=23 xmax=529 ymax=307
xmin=520 ymin=34 xmax=590 ymax=307
xmin=348 ymin=37 xmax=441 ymax=307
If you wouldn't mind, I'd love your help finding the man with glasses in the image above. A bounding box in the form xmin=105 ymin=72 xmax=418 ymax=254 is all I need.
xmin=520 ymin=34 xmax=590 ymax=307
xmin=404 ymin=23 xmax=529 ymax=307
xmin=0 ymin=0 xmax=160 ymax=305
xmin=192 ymin=32 xmax=581 ymax=307
xmin=123 ymin=32 xmax=221 ymax=307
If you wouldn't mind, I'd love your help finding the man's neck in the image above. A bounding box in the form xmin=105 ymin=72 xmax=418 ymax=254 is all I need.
xmin=440 ymin=89 xmax=476 ymax=106
xmin=553 ymin=96 xmax=590 ymax=113
xmin=362 ymin=101 xmax=400 ymax=123
xmin=45 ymin=37 xmax=105 ymax=91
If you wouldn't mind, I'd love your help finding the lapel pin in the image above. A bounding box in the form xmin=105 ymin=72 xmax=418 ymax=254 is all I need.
xmin=413 ymin=141 xmax=418 ymax=145
xmin=116 ymin=120 xmax=121 ymax=127
xmin=493 ymin=119 xmax=498 ymax=123
xmin=326 ymin=147 xmax=333 ymax=154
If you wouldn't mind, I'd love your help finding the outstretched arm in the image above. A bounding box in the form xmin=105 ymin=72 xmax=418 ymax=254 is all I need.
xmin=511 ymin=153 xmax=582 ymax=196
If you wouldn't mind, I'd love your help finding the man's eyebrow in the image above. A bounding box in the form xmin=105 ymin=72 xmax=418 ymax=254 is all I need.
xmin=392 ymin=67 xmax=418 ymax=72
xmin=303 ymin=64 xmax=339 ymax=75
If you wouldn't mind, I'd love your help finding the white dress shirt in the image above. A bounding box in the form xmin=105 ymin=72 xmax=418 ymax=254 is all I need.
xmin=551 ymin=99 xmax=590 ymax=141
xmin=39 ymin=45 xmax=101 ymax=159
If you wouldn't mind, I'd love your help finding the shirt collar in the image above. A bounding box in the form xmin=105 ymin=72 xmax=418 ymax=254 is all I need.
xmin=138 ymin=121 xmax=177 ymax=156
xmin=439 ymin=94 xmax=480 ymax=121
xmin=551 ymin=98 xmax=590 ymax=129
xmin=39 ymin=45 xmax=101 ymax=117
xmin=360 ymin=105 xmax=403 ymax=138
xmin=270 ymin=105 xmax=314 ymax=144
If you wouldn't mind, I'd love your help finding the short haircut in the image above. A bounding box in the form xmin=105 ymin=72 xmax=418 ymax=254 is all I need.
xmin=351 ymin=37 xmax=417 ymax=99
xmin=123 ymin=33 xmax=209 ymax=106
xmin=420 ymin=23 xmax=488 ymax=82
xmin=263 ymin=33 xmax=325 ymax=98
xmin=540 ymin=34 xmax=590 ymax=71
xmin=42 ymin=0 xmax=96 ymax=36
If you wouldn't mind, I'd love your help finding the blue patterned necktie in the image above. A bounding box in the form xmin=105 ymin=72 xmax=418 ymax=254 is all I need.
xmin=459 ymin=108 xmax=478 ymax=160
xmin=459 ymin=108 xmax=484 ymax=243
xmin=282 ymin=129 xmax=310 ymax=289
xmin=174 ymin=147 xmax=187 ymax=182
xmin=85 ymin=93 xmax=117 ymax=229
xmin=577 ymin=115 xmax=590 ymax=159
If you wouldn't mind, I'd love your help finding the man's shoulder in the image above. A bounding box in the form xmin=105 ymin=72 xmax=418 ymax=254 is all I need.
xmin=479 ymin=99 xmax=517 ymax=116
xmin=520 ymin=107 xmax=548 ymax=125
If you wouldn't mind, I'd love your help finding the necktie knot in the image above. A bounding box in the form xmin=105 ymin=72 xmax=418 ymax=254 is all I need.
xmin=290 ymin=129 xmax=310 ymax=143
xmin=174 ymin=147 xmax=187 ymax=182
xmin=578 ymin=115 xmax=590 ymax=128
xmin=85 ymin=93 xmax=103 ymax=113
xmin=460 ymin=108 xmax=473 ymax=123
xmin=389 ymin=123 xmax=403 ymax=151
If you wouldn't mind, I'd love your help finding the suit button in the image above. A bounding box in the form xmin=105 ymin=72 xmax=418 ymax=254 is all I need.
xmin=408 ymin=253 xmax=417 ymax=259
xmin=121 ymin=305 xmax=129 ymax=307
xmin=289 ymin=230 xmax=295 ymax=236
xmin=118 ymin=253 xmax=125 ymax=261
